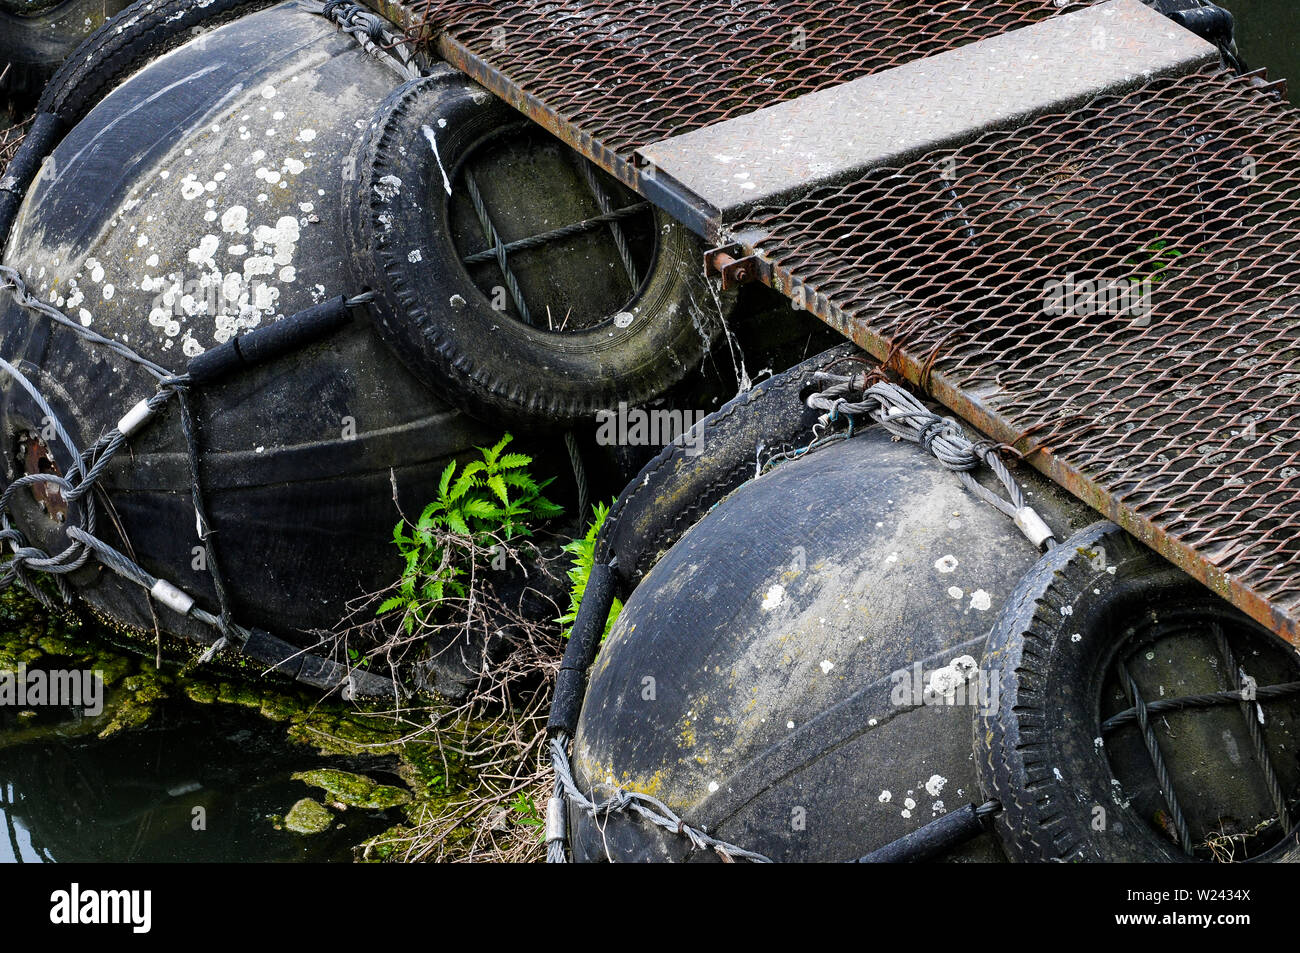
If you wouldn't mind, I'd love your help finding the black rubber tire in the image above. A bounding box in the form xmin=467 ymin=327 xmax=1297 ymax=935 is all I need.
xmin=602 ymin=341 xmax=860 ymax=590
xmin=2 ymin=0 xmax=130 ymax=111
xmin=346 ymin=70 xmax=725 ymax=428
xmin=974 ymin=521 xmax=1300 ymax=862
xmin=34 ymin=0 xmax=277 ymax=125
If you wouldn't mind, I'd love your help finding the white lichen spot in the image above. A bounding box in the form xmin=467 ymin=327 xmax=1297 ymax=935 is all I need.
xmin=819 ymin=659 xmax=834 ymax=675
xmin=1060 ymin=605 xmax=1074 ymax=617
xmin=187 ymin=235 xmax=220 ymax=271
xmin=222 ymin=202 xmax=249 ymax=234
xmin=878 ymin=790 xmax=892 ymax=804
xmin=969 ymin=589 xmax=992 ymax=611
xmin=260 ymin=85 xmax=276 ymax=99
xmin=408 ymin=249 xmax=423 ymax=263
xmin=707 ymin=781 xmax=719 ymax=794
xmin=102 ymin=284 xmax=114 ymax=300
xmin=924 ymin=774 xmax=947 ymax=797
xmin=179 ymin=174 xmax=205 ymax=200
xmin=904 ymin=797 xmax=916 ymax=810
xmin=934 ymin=554 xmax=958 ymax=573
xmin=373 ymin=174 xmax=403 ymax=202
xmin=761 ymin=584 xmax=784 ymax=611
xmin=947 ymin=586 xmax=963 ymax=599
xmin=296 ymin=129 xmax=317 ymax=143
xmin=243 ymin=255 xmax=274 ymax=278
xmin=924 ymin=655 xmax=978 ymax=704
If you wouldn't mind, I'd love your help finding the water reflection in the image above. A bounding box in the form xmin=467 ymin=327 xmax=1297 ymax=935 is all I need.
xmin=0 ymin=699 xmax=402 ymax=862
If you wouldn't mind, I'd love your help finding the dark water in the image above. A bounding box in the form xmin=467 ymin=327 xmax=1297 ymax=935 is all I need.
xmin=1224 ymin=0 xmax=1300 ymax=104
xmin=0 ymin=696 xmax=403 ymax=863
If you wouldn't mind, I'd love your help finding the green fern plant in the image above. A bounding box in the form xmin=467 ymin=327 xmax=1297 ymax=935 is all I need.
xmin=558 ymin=500 xmax=622 ymax=642
xmin=379 ymin=434 xmax=562 ymax=631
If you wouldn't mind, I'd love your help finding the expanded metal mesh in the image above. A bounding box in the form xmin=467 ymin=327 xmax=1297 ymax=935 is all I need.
xmin=739 ymin=65 xmax=1300 ymax=640
xmin=409 ymin=0 xmax=1084 ymax=165
xmin=368 ymin=0 xmax=1300 ymax=640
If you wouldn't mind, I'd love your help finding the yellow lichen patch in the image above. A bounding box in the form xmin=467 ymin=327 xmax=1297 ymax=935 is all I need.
xmin=679 ymin=716 xmax=697 ymax=749
xmin=578 ymin=757 xmax=667 ymax=799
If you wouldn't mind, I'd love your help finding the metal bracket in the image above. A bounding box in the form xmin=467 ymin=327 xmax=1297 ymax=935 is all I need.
xmin=704 ymin=244 xmax=761 ymax=291
xmin=1244 ymin=68 xmax=1288 ymax=102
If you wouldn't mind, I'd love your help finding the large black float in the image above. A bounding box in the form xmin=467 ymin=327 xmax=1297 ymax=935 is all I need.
xmin=0 ymin=0 xmax=747 ymax=690
xmin=554 ymin=348 xmax=1300 ymax=862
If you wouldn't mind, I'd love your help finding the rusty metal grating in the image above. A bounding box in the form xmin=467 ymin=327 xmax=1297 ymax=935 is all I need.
xmin=389 ymin=0 xmax=1087 ymax=187
xmin=359 ymin=0 xmax=1300 ymax=642
xmin=735 ymin=64 xmax=1300 ymax=642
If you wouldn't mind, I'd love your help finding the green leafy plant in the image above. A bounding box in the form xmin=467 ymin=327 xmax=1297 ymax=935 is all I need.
xmin=558 ymin=500 xmax=623 ymax=642
xmin=1126 ymin=238 xmax=1183 ymax=284
xmin=379 ymin=434 xmax=562 ymax=632
xmin=511 ymin=792 xmax=545 ymax=842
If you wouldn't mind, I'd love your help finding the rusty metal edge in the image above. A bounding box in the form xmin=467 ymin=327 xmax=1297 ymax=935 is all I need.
xmin=434 ymin=35 xmax=723 ymax=238
xmin=757 ymin=254 xmax=1300 ymax=648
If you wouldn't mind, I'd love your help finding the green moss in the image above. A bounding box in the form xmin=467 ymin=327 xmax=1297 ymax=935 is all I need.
xmin=356 ymin=824 xmax=410 ymax=861
xmin=285 ymin=710 xmax=409 ymax=757
xmin=259 ymin=693 xmax=297 ymax=722
xmin=97 ymin=692 xmax=158 ymax=739
xmin=284 ymin=798 xmax=334 ymax=834
xmin=182 ymin=680 xmax=219 ymax=704
xmin=216 ymin=681 xmax=262 ymax=707
xmin=92 ymin=656 xmax=132 ymax=687
xmin=292 ymin=768 xmax=411 ymax=809
xmin=36 ymin=635 xmax=71 ymax=655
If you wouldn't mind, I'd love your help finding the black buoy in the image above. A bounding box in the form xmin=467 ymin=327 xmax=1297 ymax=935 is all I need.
xmin=566 ymin=381 xmax=1095 ymax=861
